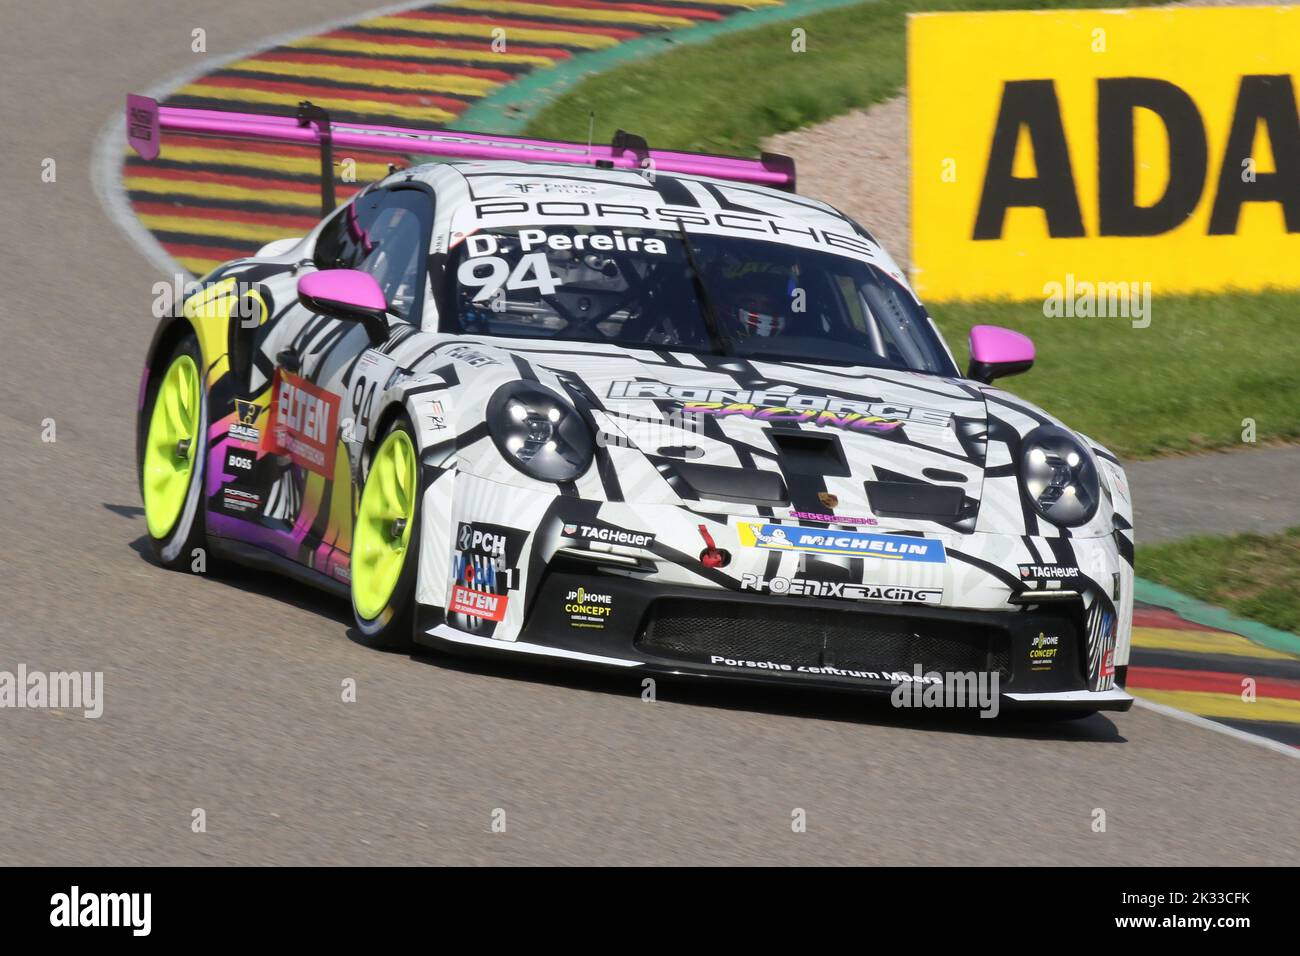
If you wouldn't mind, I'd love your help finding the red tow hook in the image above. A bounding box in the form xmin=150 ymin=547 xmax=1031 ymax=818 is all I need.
xmin=697 ymin=524 xmax=731 ymax=569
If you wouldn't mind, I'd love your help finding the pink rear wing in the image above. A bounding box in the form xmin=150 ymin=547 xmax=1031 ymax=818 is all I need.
xmin=126 ymin=95 xmax=796 ymax=214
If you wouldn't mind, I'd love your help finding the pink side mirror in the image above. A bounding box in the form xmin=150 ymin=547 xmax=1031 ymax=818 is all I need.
xmin=298 ymin=270 xmax=389 ymax=344
xmin=968 ymin=324 xmax=1035 ymax=384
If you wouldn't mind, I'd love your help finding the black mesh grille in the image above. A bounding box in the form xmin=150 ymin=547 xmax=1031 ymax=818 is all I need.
xmin=637 ymin=599 xmax=1011 ymax=676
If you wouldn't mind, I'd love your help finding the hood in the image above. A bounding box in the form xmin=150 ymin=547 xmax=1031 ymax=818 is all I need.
xmin=458 ymin=341 xmax=994 ymax=532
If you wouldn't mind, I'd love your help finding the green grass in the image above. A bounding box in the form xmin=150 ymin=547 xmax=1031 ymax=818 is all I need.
xmin=526 ymin=0 xmax=1157 ymax=154
xmin=928 ymin=292 xmax=1300 ymax=459
xmin=1139 ymin=529 xmax=1300 ymax=636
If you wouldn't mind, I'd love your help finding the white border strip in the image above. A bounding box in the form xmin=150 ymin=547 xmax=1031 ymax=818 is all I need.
xmin=91 ymin=0 xmax=459 ymax=278
xmin=1006 ymin=689 xmax=1133 ymax=704
xmin=427 ymin=624 xmax=642 ymax=667
xmin=1133 ymin=697 xmax=1300 ymax=761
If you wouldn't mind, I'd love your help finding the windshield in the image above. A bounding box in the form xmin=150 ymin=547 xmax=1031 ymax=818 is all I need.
xmin=441 ymin=225 xmax=957 ymax=374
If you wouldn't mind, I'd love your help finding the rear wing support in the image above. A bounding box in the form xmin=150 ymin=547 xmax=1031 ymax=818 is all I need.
xmin=296 ymin=102 xmax=336 ymax=216
xmin=125 ymin=95 xmax=797 ymax=214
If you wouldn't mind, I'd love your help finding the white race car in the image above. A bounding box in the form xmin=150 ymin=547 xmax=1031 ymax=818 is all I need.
xmin=131 ymin=99 xmax=1134 ymax=715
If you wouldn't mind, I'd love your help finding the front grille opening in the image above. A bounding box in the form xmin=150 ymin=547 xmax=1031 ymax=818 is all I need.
xmin=637 ymin=599 xmax=1011 ymax=677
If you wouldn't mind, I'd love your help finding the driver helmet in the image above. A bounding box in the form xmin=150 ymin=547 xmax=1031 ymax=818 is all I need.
xmin=722 ymin=270 xmax=794 ymax=338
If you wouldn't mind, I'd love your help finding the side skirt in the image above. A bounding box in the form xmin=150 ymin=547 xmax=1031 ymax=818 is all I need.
xmin=206 ymin=533 xmax=350 ymax=601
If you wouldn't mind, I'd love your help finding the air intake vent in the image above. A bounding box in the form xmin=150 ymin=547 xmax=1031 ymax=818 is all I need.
xmin=670 ymin=461 xmax=788 ymax=506
xmin=768 ymin=429 xmax=850 ymax=476
xmin=865 ymin=480 xmax=964 ymax=519
xmin=637 ymin=598 xmax=1011 ymax=677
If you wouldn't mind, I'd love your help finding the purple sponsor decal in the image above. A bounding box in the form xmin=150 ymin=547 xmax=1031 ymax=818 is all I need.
xmin=683 ymin=402 xmax=903 ymax=433
xmin=789 ymin=511 xmax=879 ymax=526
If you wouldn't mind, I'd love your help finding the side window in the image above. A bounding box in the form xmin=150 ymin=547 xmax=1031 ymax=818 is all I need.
xmin=860 ymin=275 xmax=937 ymax=373
xmin=313 ymin=187 xmax=434 ymax=326
xmin=355 ymin=194 xmax=429 ymax=323
xmin=314 ymin=197 xmax=371 ymax=271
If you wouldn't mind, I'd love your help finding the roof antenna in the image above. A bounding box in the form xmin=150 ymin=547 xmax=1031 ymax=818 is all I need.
xmin=586 ymin=111 xmax=595 ymax=157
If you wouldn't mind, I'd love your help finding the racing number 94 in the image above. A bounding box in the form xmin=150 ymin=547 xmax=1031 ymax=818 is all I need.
xmin=352 ymin=376 xmax=378 ymax=435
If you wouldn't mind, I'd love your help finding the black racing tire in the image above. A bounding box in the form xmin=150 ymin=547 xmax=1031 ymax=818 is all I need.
xmin=350 ymin=414 xmax=421 ymax=651
xmin=137 ymin=334 xmax=208 ymax=572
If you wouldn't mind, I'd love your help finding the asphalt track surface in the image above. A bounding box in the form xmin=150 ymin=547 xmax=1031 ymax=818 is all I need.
xmin=1126 ymin=446 xmax=1300 ymax=544
xmin=1 ymin=1 xmax=1297 ymax=866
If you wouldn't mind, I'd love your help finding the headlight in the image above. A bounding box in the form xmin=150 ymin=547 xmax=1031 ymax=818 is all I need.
xmin=487 ymin=381 xmax=594 ymax=482
xmin=1018 ymin=425 xmax=1100 ymax=527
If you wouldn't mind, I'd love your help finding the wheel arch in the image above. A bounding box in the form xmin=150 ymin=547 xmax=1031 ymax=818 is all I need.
xmin=136 ymin=275 xmax=273 ymax=490
xmin=370 ymin=400 xmax=410 ymax=455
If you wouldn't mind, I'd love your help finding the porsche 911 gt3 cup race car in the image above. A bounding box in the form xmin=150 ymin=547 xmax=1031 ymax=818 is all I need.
xmin=130 ymin=98 xmax=1135 ymax=715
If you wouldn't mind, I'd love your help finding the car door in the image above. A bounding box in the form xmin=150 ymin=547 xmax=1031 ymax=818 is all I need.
xmin=211 ymin=184 xmax=436 ymax=585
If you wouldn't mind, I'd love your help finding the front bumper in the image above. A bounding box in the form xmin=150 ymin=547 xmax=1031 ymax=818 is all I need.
xmin=418 ymin=566 xmax=1131 ymax=711
xmin=414 ymin=473 xmax=1134 ymax=712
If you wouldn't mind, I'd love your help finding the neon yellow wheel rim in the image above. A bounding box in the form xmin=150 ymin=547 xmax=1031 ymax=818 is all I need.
xmin=142 ymin=353 xmax=201 ymax=539
xmin=353 ymin=429 xmax=417 ymax=621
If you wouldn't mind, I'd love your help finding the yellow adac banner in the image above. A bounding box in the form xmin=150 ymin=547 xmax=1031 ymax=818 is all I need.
xmin=909 ymin=7 xmax=1300 ymax=301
